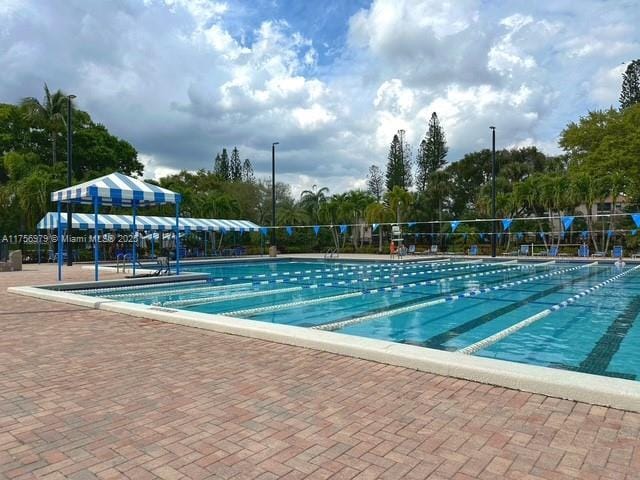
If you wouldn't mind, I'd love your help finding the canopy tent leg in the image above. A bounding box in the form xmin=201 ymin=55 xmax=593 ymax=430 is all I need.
xmin=203 ymin=231 xmax=207 ymax=257
xmin=132 ymin=200 xmax=137 ymax=277
xmin=37 ymin=232 xmax=41 ymax=265
xmin=94 ymin=196 xmax=99 ymax=281
xmin=57 ymin=201 xmax=62 ymax=281
xmin=175 ymin=199 xmax=181 ymax=275
xmin=151 ymin=231 xmax=155 ymax=258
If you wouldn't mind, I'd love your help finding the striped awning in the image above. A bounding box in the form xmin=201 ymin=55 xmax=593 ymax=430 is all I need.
xmin=51 ymin=172 xmax=180 ymax=206
xmin=37 ymin=212 xmax=260 ymax=232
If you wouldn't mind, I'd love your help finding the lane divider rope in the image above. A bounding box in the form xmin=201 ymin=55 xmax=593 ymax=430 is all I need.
xmin=313 ymin=263 xmax=595 ymax=332
xmin=457 ymin=262 xmax=636 ymax=355
xmin=224 ymin=264 xmax=538 ymax=318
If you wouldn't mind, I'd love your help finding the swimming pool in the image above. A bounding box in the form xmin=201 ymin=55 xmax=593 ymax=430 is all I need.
xmin=72 ymin=258 xmax=640 ymax=382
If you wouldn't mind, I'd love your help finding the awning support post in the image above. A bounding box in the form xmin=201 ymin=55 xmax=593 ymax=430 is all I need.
xmin=175 ymin=199 xmax=181 ymax=275
xmin=57 ymin=201 xmax=62 ymax=281
xmin=94 ymin=195 xmax=99 ymax=281
xmin=132 ymin=200 xmax=137 ymax=277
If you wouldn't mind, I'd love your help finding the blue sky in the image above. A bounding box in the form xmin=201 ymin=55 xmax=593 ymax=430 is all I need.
xmin=1 ymin=0 xmax=638 ymax=194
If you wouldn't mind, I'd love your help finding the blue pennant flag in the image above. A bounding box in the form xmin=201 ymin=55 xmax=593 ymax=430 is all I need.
xmin=516 ymin=232 xmax=524 ymax=240
xmin=497 ymin=233 xmax=502 ymax=240
xmin=220 ymin=226 xmax=226 ymax=234
xmin=450 ymin=220 xmax=460 ymax=232
xmin=539 ymin=232 xmax=545 ymax=239
xmin=408 ymin=221 xmax=416 ymax=228
xmin=581 ymin=230 xmax=589 ymax=239
xmin=561 ymin=216 xmax=575 ymax=230
xmin=239 ymin=227 xmax=245 ymax=235
xmin=632 ymin=213 xmax=640 ymax=228
xmin=607 ymin=229 xmax=614 ymax=238
xmin=286 ymin=226 xmax=294 ymax=236
xmin=632 ymin=229 xmax=638 ymax=236
xmin=260 ymin=227 xmax=268 ymax=236
xmin=372 ymin=223 xmax=379 ymax=231
xmin=339 ymin=224 xmax=348 ymax=234
xmin=479 ymin=233 xmax=486 ymax=241
xmin=313 ymin=225 xmax=320 ymax=236
xmin=502 ymin=218 xmax=513 ymax=231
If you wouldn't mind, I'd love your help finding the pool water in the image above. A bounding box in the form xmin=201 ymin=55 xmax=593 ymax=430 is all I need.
xmin=78 ymin=259 xmax=640 ymax=381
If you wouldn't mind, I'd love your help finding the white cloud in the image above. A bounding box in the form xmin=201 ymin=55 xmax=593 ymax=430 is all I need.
xmin=0 ymin=0 xmax=638 ymax=195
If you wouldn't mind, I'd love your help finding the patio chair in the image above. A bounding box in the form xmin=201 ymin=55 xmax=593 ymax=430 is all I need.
xmin=578 ymin=244 xmax=589 ymax=257
xmin=468 ymin=245 xmax=478 ymax=256
xmin=430 ymin=244 xmax=438 ymax=255
xmin=407 ymin=244 xmax=416 ymax=255
xmin=549 ymin=245 xmax=559 ymax=257
xmin=518 ymin=244 xmax=530 ymax=256
xmin=613 ymin=246 xmax=623 ymax=258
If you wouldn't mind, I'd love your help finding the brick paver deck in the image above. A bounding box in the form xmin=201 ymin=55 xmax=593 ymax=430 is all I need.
xmin=1 ymin=265 xmax=639 ymax=479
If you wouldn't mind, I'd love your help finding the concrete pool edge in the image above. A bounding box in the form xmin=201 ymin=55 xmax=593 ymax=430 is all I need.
xmin=8 ymin=284 xmax=640 ymax=413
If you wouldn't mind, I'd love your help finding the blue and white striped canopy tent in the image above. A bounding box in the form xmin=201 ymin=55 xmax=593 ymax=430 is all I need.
xmin=51 ymin=172 xmax=180 ymax=206
xmin=38 ymin=213 xmax=260 ymax=232
xmin=50 ymin=172 xmax=182 ymax=281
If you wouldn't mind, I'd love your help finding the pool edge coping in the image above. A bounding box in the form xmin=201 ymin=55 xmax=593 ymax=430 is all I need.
xmin=8 ymin=284 xmax=640 ymax=413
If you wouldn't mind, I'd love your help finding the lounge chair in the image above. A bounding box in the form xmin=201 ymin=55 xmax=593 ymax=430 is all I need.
xmin=518 ymin=245 xmax=530 ymax=256
xmin=578 ymin=245 xmax=589 ymax=257
xmin=407 ymin=244 xmax=416 ymax=255
xmin=549 ymin=245 xmax=559 ymax=257
xmin=468 ymin=245 xmax=478 ymax=256
xmin=430 ymin=244 xmax=438 ymax=255
xmin=613 ymin=246 xmax=623 ymax=258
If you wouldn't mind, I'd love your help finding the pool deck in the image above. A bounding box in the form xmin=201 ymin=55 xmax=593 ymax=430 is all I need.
xmin=2 ymin=264 xmax=640 ymax=479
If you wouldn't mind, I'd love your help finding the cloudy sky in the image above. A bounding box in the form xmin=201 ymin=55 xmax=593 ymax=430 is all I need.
xmin=1 ymin=0 xmax=638 ymax=195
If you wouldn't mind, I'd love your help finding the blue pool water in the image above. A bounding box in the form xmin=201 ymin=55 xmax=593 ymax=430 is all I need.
xmin=77 ymin=259 xmax=640 ymax=381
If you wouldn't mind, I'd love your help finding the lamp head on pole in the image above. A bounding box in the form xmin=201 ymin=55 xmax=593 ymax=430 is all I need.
xmin=68 ymin=94 xmax=77 ymax=100
xmin=489 ymin=125 xmax=495 ymax=131
xmin=273 ymin=142 xmax=279 ymax=146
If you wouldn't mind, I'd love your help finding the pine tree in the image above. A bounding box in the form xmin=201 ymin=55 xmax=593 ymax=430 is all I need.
xmin=385 ymin=131 xmax=412 ymax=191
xmin=213 ymin=153 xmax=222 ymax=174
xmin=242 ymin=158 xmax=255 ymax=183
xmin=620 ymin=59 xmax=640 ymax=109
xmin=367 ymin=165 xmax=384 ymax=201
xmin=219 ymin=148 xmax=230 ymax=181
xmin=230 ymin=146 xmax=242 ymax=181
xmin=416 ymin=112 xmax=448 ymax=193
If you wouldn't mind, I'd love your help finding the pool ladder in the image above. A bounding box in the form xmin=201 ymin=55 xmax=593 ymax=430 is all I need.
xmin=324 ymin=248 xmax=339 ymax=259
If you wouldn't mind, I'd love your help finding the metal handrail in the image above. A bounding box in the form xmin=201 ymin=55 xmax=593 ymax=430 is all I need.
xmin=116 ymin=253 xmax=131 ymax=273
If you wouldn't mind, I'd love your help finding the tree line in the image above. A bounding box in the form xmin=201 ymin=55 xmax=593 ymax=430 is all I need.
xmin=1 ymin=59 xmax=639 ymax=255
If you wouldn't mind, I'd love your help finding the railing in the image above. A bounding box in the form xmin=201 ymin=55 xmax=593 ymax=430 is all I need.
xmin=324 ymin=248 xmax=339 ymax=259
xmin=116 ymin=253 xmax=131 ymax=273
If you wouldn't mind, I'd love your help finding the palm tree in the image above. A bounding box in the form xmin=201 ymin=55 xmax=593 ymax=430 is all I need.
xmin=300 ymin=185 xmax=329 ymax=223
xmin=365 ymin=202 xmax=393 ymax=253
xmin=20 ymin=84 xmax=69 ymax=165
xmin=276 ymin=199 xmax=309 ymax=225
xmin=571 ymin=173 xmax=606 ymax=253
xmin=385 ymin=186 xmax=413 ymax=225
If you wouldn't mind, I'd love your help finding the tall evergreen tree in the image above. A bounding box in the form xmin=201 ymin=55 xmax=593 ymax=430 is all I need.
xmin=620 ymin=59 xmax=640 ymax=109
xmin=230 ymin=146 xmax=242 ymax=181
xmin=367 ymin=165 xmax=384 ymax=201
xmin=242 ymin=158 xmax=255 ymax=183
xmin=416 ymin=112 xmax=448 ymax=193
xmin=218 ymin=148 xmax=230 ymax=181
xmin=213 ymin=153 xmax=222 ymax=174
xmin=385 ymin=131 xmax=412 ymax=190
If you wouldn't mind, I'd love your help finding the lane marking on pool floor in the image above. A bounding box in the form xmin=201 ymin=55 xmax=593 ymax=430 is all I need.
xmin=457 ymin=263 xmax=638 ymax=355
xmin=222 ymin=264 xmax=541 ymax=318
xmin=101 ymin=282 xmax=255 ymax=299
xmin=313 ymin=263 xmax=594 ymax=332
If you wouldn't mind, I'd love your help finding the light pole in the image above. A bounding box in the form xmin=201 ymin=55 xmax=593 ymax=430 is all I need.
xmin=490 ymin=126 xmax=496 ymax=258
xmin=66 ymin=94 xmax=76 ymax=267
xmin=271 ymin=142 xmax=279 ymax=249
